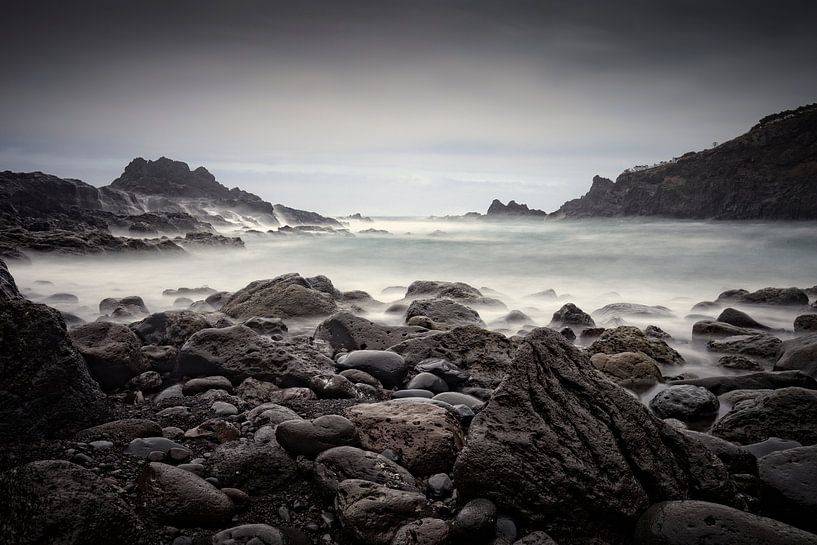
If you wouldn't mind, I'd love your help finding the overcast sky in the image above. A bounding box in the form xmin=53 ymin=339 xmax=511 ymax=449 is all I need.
xmin=2 ymin=0 xmax=816 ymax=215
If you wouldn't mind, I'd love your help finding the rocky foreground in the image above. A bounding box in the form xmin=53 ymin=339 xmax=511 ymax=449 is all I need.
xmin=2 ymin=260 xmax=817 ymax=545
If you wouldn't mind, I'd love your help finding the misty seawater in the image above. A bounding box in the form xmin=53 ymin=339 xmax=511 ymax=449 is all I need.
xmin=8 ymin=218 xmax=817 ymax=410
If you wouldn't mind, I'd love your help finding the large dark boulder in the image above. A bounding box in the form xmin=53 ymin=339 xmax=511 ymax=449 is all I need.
xmin=716 ymin=307 xmax=771 ymax=330
xmin=775 ymin=333 xmax=817 ymax=378
xmin=221 ymin=273 xmax=338 ymax=320
xmin=389 ymin=325 xmax=516 ymax=388
xmin=758 ymin=445 xmax=817 ymax=532
xmin=549 ymin=303 xmax=595 ymax=329
xmin=405 ymin=298 xmax=484 ymax=327
xmin=1 ymin=266 xmax=108 ymax=438
xmin=453 ymin=328 xmax=735 ymax=542
xmin=634 ymin=500 xmax=817 ymax=545
xmin=314 ymin=312 xmax=426 ymax=352
xmin=313 ymin=446 xmax=419 ymax=497
xmin=588 ymin=326 xmax=684 ymax=366
xmin=710 ymin=387 xmax=817 ymax=445
xmin=176 ymin=325 xmax=334 ymax=386
xmin=0 ymin=460 xmax=145 ymax=544
xmin=130 ymin=310 xmax=210 ymax=347
xmin=336 ymin=350 xmax=408 ymax=388
xmin=70 ymin=321 xmax=149 ymax=391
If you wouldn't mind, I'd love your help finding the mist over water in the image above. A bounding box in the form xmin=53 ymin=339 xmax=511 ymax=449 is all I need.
xmin=8 ymin=218 xmax=816 ymax=409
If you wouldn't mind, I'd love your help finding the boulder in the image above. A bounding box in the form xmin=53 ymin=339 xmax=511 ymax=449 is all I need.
xmin=794 ymin=314 xmax=817 ymax=333
xmin=405 ymin=298 xmax=484 ymax=327
xmin=141 ymin=344 xmax=177 ymax=372
xmin=212 ymin=524 xmax=290 ymax=545
xmin=649 ymin=385 xmax=719 ymax=421
xmin=588 ymin=326 xmax=684 ymax=365
xmin=692 ymin=320 xmax=756 ymax=339
xmin=182 ymin=375 xmax=233 ymax=395
xmin=717 ymin=354 xmax=763 ymax=371
xmin=99 ymin=295 xmax=149 ymax=317
xmin=220 ymin=273 xmax=338 ymax=320
xmin=391 ymin=518 xmax=451 ymax=545
xmin=453 ymin=328 xmax=735 ymax=541
xmin=406 ymin=372 xmax=449 ymax=393
xmin=137 ymin=462 xmax=233 ymax=526
xmin=549 ymin=303 xmax=595 ymax=329
xmin=242 ymin=316 xmax=288 ymax=337
xmin=452 ymin=498 xmax=497 ymax=541
xmin=716 ymin=307 xmax=771 ymax=330
xmin=346 ymin=400 xmax=465 ymax=475
xmin=633 ymin=500 xmax=817 ymax=545
xmin=0 ymin=460 xmax=144 ymax=544
xmin=707 ymin=334 xmax=782 ymax=361
xmin=758 ymin=445 xmax=817 ymax=532
xmin=315 ymin=312 xmax=426 ymax=352
xmin=176 ymin=325 xmax=334 ymax=386
xmin=314 ymin=446 xmax=419 ymax=497
xmin=336 ymin=350 xmax=408 ymax=388
xmin=335 ymin=479 xmax=431 ymax=545
xmin=775 ymin=333 xmax=817 ymax=378
xmin=70 ymin=321 xmax=149 ymax=391
xmin=734 ymin=287 xmax=810 ymax=306
xmin=710 ymin=387 xmax=817 ymax=445
xmin=275 ymin=415 xmax=359 ymax=458
xmin=309 ymin=373 xmax=359 ymax=399
xmin=592 ymin=303 xmax=673 ymax=324
xmin=672 ymin=371 xmax=817 ymax=395
xmin=414 ymin=358 xmax=470 ymax=388
xmin=744 ymin=437 xmax=803 ymax=458
xmin=0 ymin=288 xmax=108 ymax=438
xmin=205 ymin=440 xmax=298 ymax=494
xmin=130 ymin=310 xmax=211 ymax=347
xmin=390 ymin=325 xmax=516 ymax=388
xmin=590 ymin=351 xmax=663 ymax=388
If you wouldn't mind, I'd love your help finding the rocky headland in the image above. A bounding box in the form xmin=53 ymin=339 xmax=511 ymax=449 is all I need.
xmin=0 ymin=157 xmax=341 ymax=261
xmin=551 ymin=103 xmax=817 ymax=220
xmin=3 ymin=258 xmax=817 ymax=545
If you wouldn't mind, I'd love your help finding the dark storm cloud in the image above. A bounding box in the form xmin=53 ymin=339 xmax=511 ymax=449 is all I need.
xmin=2 ymin=0 xmax=816 ymax=214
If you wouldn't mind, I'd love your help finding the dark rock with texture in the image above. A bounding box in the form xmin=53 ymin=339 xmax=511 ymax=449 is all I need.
xmin=634 ymin=500 xmax=817 ymax=545
xmin=405 ymin=298 xmax=484 ymax=327
xmin=649 ymin=385 xmax=719 ymax=421
xmin=130 ymin=310 xmax=210 ymax=347
xmin=453 ymin=328 xmax=735 ymax=541
xmin=549 ymin=303 xmax=595 ymax=329
xmin=335 ymin=479 xmax=431 ymax=545
xmin=390 ymin=325 xmax=515 ymax=388
xmin=315 ymin=312 xmax=425 ymax=352
xmin=673 ymin=371 xmax=817 ymax=395
xmin=775 ymin=333 xmax=817 ymax=378
xmin=346 ymin=401 xmax=465 ymax=476
xmin=313 ymin=446 xmax=419 ymax=497
xmin=794 ymin=314 xmax=817 ymax=333
xmin=1 ymin=273 xmax=108 ymax=438
xmin=758 ymin=445 xmax=817 ymax=532
xmin=0 ymin=460 xmax=144 ymax=544
xmin=137 ymin=462 xmax=233 ymax=527
xmin=710 ymin=387 xmax=817 ymax=445
xmin=588 ymin=326 xmax=684 ymax=365
xmin=221 ymin=273 xmax=338 ymax=320
xmin=205 ymin=440 xmax=298 ymax=494
xmin=176 ymin=325 xmax=334 ymax=386
xmin=70 ymin=321 xmax=149 ymax=391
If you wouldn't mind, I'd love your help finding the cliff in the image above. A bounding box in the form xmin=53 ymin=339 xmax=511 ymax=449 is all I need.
xmin=552 ymin=103 xmax=817 ymax=220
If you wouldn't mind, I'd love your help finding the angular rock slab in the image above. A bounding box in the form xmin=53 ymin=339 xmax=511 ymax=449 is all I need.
xmin=453 ymin=328 xmax=735 ymax=541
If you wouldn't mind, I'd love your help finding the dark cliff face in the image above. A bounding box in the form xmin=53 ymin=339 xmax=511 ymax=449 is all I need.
xmin=486 ymin=199 xmax=547 ymax=217
xmin=553 ymin=103 xmax=817 ymax=220
xmin=107 ymin=157 xmax=275 ymax=217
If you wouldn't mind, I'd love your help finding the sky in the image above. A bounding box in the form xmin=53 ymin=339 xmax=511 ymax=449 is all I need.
xmin=2 ymin=0 xmax=816 ymax=215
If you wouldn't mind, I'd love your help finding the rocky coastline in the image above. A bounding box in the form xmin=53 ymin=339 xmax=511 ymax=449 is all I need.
xmin=2 ymin=257 xmax=817 ymax=545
